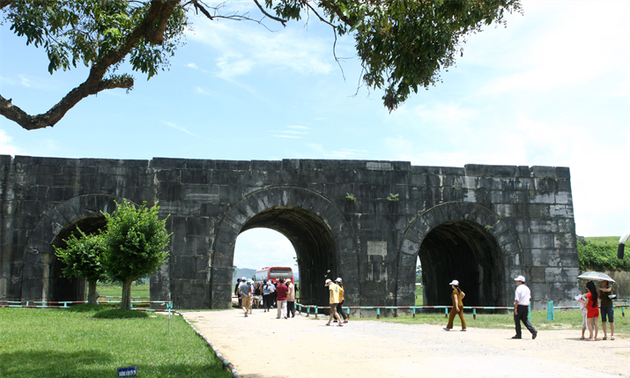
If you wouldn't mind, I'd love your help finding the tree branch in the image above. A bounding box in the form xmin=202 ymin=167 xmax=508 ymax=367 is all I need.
xmin=1 ymin=0 xmax=176 ymax=130
xmin=0 ymin=77 xmax=134 ymax=130
xmin=252 ymin=0 xmax=287 ymax=26
xmin=319 ymin=0 xmax=353 ymax=27
xmin=0 ymin=0 xmax=13 ymax=10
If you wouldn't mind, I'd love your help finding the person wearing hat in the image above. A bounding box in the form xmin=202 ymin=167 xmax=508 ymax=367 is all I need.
xmin=334 ymin=277 xmax=348 ymax=324
xmin=597 ymin=279 xmax=615 ymax=340
xmin=444 ymin=280 xmax=466 ymax=331
xmin=238 ymin=276 xmax=252 ymax=318
xmin=513 ymin=275 xmax=537 ymax=339
xmin=286 ymin=278 xmax=296 ymax=318
xmin=325 ymin=279 xmax=344 ymax=326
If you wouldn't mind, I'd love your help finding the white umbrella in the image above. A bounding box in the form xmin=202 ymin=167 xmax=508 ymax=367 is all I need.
xmin=577 ymin=271 xmax=615 ymax=282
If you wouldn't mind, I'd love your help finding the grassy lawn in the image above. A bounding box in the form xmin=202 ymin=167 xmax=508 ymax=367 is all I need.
xmin=97 ymin=281 xmax=150 ymax=299
xmin=0 ymin=307 xmax=233 ymax=378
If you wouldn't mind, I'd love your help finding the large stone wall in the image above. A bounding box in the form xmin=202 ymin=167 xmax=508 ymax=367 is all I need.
xmin=0 ymin=155 xmax=580 ymax=310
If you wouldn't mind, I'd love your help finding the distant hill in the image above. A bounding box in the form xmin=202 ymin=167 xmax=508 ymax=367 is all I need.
xmin=232 ymin=268 xmax=299 ymax=283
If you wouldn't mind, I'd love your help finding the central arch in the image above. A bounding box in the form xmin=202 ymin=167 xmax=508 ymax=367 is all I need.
xmin=397 ymin=202 xmax=523 ymax=308
xmin=210 ymin=186 xmax=358 ymax=309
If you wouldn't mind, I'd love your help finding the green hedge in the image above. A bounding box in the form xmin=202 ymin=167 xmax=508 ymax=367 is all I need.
xmin=577 ymin=240 xmax=630 ymax=272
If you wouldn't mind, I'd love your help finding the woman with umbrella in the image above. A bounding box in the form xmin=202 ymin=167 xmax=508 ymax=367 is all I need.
xmin=584 ymin=281 xmax=599 ymax=340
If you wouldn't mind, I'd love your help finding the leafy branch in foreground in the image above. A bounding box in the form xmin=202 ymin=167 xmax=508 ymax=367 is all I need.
xmin=1 ymin=0 xmax=521 ymax=130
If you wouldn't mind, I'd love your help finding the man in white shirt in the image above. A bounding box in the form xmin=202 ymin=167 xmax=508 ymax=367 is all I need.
xmin=513 ymin=275 xmax=538 ymax=339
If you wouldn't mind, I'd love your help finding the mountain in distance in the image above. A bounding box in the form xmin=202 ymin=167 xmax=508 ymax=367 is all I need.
xmin=232 ymin=267 xmax=299 ymax=283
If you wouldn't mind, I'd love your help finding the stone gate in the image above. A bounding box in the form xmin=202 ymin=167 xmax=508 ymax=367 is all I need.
xmin=0 ymin=155 xmax=580 ymax=310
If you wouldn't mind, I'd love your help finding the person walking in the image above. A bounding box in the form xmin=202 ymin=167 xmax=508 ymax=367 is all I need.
xmin=443 ymin=279 xmax=466 ymax=331
xmin=286 ymin=278 xmax=296 ymax=318
xmin=247 ymin=279 xmax=255 ymax=314
xmin=585 ymin=280 xmax=599 ymax=340
xmin=238 ymin=276 xmax=252 ymax=318
xmin=325 ymin=279 xmax=344 ymax=326
xmin=598 ymin=280 xmax=615 ymax=340
xmin=262 ymin=280 xmax=272 ymax=312
xmin=334 ymin=277 xmax=348 ymax=324
xmin=235 ymin=278 xmax=242 ymax=308
xmin=275 ymin=279 xmax=288 ymax=319
xmin=512 ymin=275 xmax=537 ymax=339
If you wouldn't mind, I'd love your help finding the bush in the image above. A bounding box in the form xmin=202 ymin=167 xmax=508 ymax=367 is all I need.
xmin=577 ymin=240 xmax=630 ymax=272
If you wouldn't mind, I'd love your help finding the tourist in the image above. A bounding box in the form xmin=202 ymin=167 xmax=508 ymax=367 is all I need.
xmin=276 ymin=279 xmax=288 ymax=319
xmin=286 ymin=278 xmax=296 ymax=318
xmin=512 ymin=275 xmax=537 ymax=339
xmin=334 ymin=277 xmax=348 ymax=324
xmin=254 ymin=281 xmax=262 ymax=309
xmin=585 ymin=280 xmax=599 ymax=340
xmin=325 ymin=279 xmax=343 ymax=326
xmin=597 ymin=280 xmax=615 ymax=340
xmin=262 ymin=280 xmax=272 ymax=312
xmin=248 ymin=279 xmax=255 ymax=314
xmin=238 ymin=276 xmax=252 ymax=318
xmin=235 ymin=278 xmax=242 ymax=307
xmin=575 ymin=293 xmax=588 ymax=340
xmin=443 ymin=279 xmax=466 ymax=331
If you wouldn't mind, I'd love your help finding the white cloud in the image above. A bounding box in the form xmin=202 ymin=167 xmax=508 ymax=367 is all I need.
xmin=162 ymin=121 xmax=208 ymax=139
xmin=185 ymin=63 xmax=199 ymax=69
xmin=187 ymin=16 xmax=342 ymax=79
xmin=0 ymin=129 xmax=20 ymax=156
xmin=268 ymin=125 xmax=309 ymax=139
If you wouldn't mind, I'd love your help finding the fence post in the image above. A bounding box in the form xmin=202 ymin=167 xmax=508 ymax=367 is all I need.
xmin=528 ymin=303 xmax=531 ymax=322
xmin=473 ymin=308 xmax=477 ymax=320
xmin=547 ymin=300 xmax=554 ymax=322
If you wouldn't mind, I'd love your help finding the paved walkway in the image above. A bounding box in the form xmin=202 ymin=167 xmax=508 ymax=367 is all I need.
xmin=183 ymin=309 xmax=629 ymax=378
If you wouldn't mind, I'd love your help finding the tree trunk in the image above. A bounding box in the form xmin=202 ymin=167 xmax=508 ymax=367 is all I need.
xmin=121 ymin=278 xmax=133 ymax=311
xmin=88 ymin=280 xmax=98 ymax=305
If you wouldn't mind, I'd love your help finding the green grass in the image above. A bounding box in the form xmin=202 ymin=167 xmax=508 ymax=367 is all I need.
xmin=0 ymin=307 xmax=233 ymax=378
xmin=586 ymin=236 xmax=625 ymax=245
xmin=97 ymin=281 xmax=150 ymax=299
xmin=371 ymin=308 xmax=629 ymax=338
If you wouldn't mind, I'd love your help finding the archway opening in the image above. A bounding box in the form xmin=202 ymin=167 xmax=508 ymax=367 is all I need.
xmin=49 ymin=215 xmax=107 ymax=302
xmin=234 ymin=228 xmax=298 ymax=303
xmin=238 ymin=206 xmax=336 ymax=306
xmin=419 ymin=220 xmax=504 ymax=307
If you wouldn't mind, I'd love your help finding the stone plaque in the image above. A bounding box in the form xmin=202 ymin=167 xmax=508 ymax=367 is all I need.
xmin=367 ymin=241 xmax=387 ymax=256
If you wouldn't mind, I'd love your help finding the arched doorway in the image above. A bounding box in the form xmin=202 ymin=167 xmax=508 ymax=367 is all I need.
xmin=49 ymin=215 xmax=107 ymax=301
xmin=419 ymin=220 xmax=503 ymax=306
xmin=398 ymin=202 xmax=523 ymax=308
xmin=21 ymin=194 xmax=120 ymax=302
xmin=239 ymin=206 xmax=335 ymax=306
xmin=211 ymin=187 xmax=357 ymax=309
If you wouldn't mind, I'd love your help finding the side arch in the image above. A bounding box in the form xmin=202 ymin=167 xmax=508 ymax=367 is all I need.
xmin=21 ymin=194 xmax=123 ymax=301
xmin=397 ymin=202 xmax=523 ymax=307
xmin=209 ymin=186 xmax=358 ymax=309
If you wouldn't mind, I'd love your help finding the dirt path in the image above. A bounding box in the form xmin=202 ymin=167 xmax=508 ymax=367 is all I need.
xmin=183 ymin=309 xmax=629 ymax=378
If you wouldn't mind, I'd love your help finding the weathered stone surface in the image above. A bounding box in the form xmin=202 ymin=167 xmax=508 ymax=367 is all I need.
xmin=0 ymin=156 xmax=579 ymax=310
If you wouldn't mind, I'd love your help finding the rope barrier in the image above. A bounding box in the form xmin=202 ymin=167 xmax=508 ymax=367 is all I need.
xmin=0 ymin=300 xmax=173 ymax=311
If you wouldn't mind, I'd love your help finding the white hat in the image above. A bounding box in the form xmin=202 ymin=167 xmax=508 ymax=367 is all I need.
xmin=335 ymin=277 xmax=342 ymax=282
xmin=285 ymin=278 xmax=291 ymax=283
xmin=449 ymin=280 xmax=459 ymax=286
xmin=325 ymin=279 xmax=332 ymax=286
xmin=514 ymin=275 xmax=526 ymax=282
xmin=242 ymin=276 xmax=247 ymax=281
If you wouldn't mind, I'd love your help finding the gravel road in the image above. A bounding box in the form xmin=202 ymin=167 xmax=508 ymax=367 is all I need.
xmin=183 ymin=308 xmax=629 ymax=378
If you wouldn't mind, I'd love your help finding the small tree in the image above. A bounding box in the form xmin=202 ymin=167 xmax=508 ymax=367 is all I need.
xmin=54 ymin=228 xmax=107 ymax=304
xmin=103 ymin=199 xmax=171 ymax=310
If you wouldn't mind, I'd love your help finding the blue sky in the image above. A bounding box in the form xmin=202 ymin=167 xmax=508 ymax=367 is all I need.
xmin=1 ymin=1 xmax=629 ymax=271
